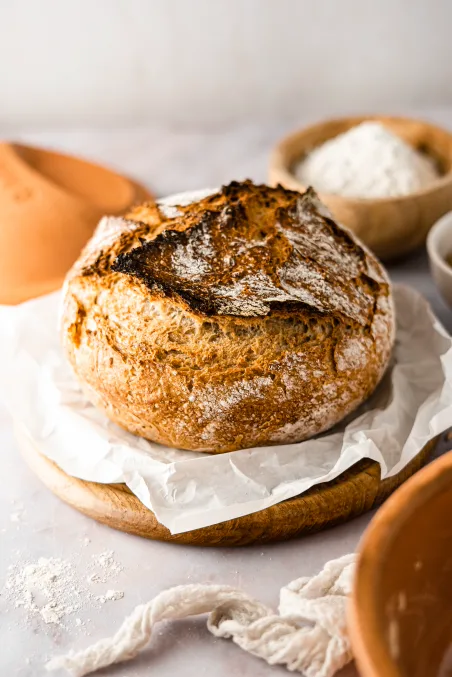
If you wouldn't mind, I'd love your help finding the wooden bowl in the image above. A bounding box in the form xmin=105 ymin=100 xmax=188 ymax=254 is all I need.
xmin=0 ymin=142 xmax=152 ymax=305
xmin=348 ymin=451 xmax=452 ymax=677
xmin=269 ymin=115 xmax=452 ymax=260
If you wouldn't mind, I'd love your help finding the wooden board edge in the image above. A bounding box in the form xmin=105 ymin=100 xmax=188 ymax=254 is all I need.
xmin=15 ymin=426 xmax=437 ymax=547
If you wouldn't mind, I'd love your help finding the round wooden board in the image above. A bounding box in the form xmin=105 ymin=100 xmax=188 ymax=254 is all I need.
xmin=16 ymin=426 xmax=436 ymax=547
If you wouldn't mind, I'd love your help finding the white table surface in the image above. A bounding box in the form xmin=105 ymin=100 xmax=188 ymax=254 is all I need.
xmin=2 ymin=113 xmax=452 ymax=677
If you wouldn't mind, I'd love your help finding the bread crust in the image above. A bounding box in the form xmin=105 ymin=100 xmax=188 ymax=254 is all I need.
xmin=61 ymin=182 xmax=395 ymax=453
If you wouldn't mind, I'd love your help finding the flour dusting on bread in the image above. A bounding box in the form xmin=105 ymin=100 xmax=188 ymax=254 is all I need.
xmin=61 ymin=181 xmax=395 ymax=453
xmin=158 ymin=188 xmax=217 ymax=219
xmin=112 ymin=183 xmax=381 ymax=327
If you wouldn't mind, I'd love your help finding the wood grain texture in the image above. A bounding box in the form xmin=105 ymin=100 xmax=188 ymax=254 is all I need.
xmin=268 ymin=115 xmax=452 ymax=261
xmin=16 ymin=426 xmax=436 ymax=547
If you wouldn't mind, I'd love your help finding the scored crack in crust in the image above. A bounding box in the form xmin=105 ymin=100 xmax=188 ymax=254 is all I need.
xmin=61 ymin=181 xmax=395 ymax=453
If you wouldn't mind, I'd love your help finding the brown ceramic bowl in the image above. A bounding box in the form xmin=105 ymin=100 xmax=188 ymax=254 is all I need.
xmin=0 ymin=142 xmax=152 ymax=305
xmin=348 ymin=451 xmax=452 ymax=677
xmin=269 ymin=115 xmax=452 ymax=260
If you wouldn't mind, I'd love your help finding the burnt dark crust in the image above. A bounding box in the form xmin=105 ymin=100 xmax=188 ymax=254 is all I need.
xmin=111 ymin=181 xmax=387 ymax=323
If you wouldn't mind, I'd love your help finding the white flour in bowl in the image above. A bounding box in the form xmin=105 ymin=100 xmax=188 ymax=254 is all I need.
xmin=295 ymin=121 xmax=439 ymax=198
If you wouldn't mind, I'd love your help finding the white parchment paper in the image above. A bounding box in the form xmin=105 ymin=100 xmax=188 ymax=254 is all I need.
xmin=0 ymin=285 xmax=451 ymax=534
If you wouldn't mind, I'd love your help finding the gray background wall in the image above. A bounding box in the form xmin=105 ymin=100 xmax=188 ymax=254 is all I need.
xmin=1 ymin=0 xmax=451 ymax=129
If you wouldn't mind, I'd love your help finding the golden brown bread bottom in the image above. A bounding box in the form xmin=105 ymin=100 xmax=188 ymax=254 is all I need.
xmin=61 ymin=182 xmax=394 ymax=453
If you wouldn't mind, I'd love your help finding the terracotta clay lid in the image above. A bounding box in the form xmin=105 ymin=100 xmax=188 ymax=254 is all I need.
xmin=0 ymin=142 xmax=152 ymax=304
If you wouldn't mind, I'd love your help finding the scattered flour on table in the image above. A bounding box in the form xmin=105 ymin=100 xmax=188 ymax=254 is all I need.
xmin=90 ymin=550 xmax=123 ymax=583
xmin=2 ymin=549 xmax=125 ymax=629
xmin=95 ymin=590 xmax=124 ymax=604
xmin=10 ymin=499 xmax=26 ymax=523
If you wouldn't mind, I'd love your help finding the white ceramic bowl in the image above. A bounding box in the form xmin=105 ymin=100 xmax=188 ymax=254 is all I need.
xmin=427 ymin=211 xmax=452 ymax=307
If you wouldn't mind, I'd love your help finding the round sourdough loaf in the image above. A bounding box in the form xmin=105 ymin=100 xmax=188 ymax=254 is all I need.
xmin=61 ymin=181 xmax=395 ymax=453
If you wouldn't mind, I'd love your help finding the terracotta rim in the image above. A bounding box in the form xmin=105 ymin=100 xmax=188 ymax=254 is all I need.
xmin=12 ymin=142 xmax=153 ymax=209
xmin=269 ymin=114 xmax=452 ymax=205
xmin=348 ymin=451 xmax=452 ymax=677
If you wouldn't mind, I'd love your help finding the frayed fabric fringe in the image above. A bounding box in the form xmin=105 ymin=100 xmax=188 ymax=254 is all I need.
xmin=47 ymin=554 xmax=356 ymax=677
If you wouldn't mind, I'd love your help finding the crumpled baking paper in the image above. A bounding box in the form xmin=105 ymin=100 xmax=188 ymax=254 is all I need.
xmin=0 ymin=285 xmax=451 ymax=534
